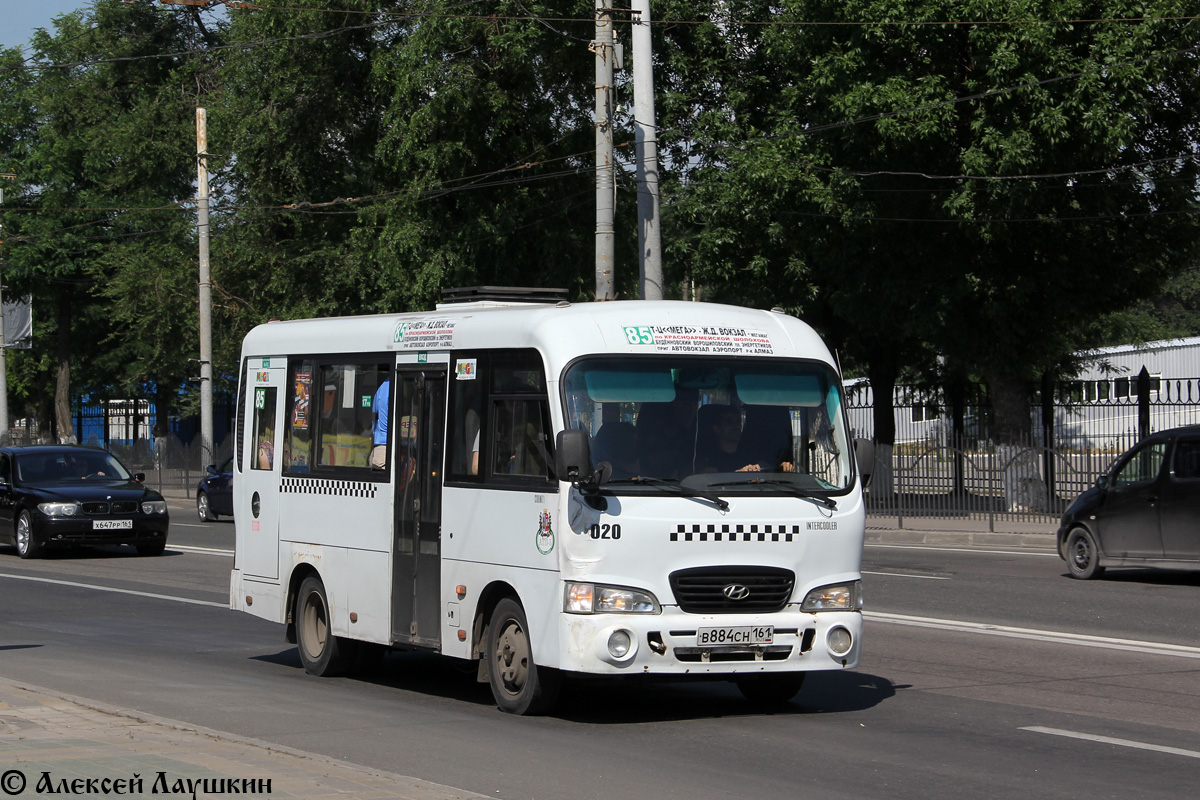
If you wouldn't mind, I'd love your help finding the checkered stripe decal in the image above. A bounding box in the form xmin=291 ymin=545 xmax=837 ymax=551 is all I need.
xmin=670 ymin=523 xmax=802 ymax=543
xmin=281 ymin=478 xmax=377 ymax=499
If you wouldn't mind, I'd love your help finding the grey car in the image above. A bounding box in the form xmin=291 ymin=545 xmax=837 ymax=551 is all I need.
xmin=1057 ymin=425 xmax=1200 ymax=578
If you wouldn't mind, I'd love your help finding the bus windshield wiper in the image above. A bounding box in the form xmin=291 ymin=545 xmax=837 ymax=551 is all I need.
xmin=710 ymin=478 xmax=837 ymax=510
xmin=606 ymin=476 xmax=730 ymax=511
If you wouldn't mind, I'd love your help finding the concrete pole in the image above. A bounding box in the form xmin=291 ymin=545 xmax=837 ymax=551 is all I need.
xmin=197 ymin=109 xmax=214 ymax=468
xmin=0 ymin=260 xmax=7 ymax=445
xmin=594 ymin=0 xmax=615 ymax=300
xmin=631 ymin=0 xmax=663 ymax=301
xmin=0 ymin=177 xmax=11 ymax=444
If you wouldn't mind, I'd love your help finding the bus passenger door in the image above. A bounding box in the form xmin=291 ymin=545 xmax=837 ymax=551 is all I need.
xmin=241 ymin=360 xmax=285 ymax=579
xmin=391 ymin=368 xmax=446 ymax=647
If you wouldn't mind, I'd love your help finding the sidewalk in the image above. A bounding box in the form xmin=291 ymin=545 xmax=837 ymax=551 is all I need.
xmin=0 ymin=677 xmax=486 ymax=800
xmin=866 ymin=513 xmax=1058 ymax=550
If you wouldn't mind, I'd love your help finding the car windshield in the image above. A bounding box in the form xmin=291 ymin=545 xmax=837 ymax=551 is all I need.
xmin=561 ymin=357 xmax=853 ymax=495
xmin=15 ymin=451 xmax=132 ymax=483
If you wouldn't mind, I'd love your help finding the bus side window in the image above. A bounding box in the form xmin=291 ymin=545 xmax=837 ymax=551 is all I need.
xmin=491 ymin=398 xmax=549 ymax=478
xmin=448 ymin=364 xmax=484 ymax=480
xmin=252 ymin=387 xmax=278 ymax=471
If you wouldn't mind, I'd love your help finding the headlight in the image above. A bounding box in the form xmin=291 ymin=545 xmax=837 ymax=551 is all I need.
xmin=801 ymin=581 xmax=862 ymax=612
xmin=141 ymin=500 xmax=168 ymax=515
xmin=565 ymin=582 xmax=660 ymax=614
xmin=38 ymin=501 xmax=81 ymax=517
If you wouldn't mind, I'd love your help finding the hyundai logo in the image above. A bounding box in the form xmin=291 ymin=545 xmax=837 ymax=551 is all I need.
xmin=722 ymin=584 xmax=751 ymax=601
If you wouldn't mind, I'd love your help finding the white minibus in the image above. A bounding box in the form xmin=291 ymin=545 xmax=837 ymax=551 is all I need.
xmin=230 ymin=288 xmax=864 ymax=714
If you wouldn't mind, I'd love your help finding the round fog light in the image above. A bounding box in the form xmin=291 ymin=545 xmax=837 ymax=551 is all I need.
xmin=607 ymin=629 xmax=632 ymax=659
xmin=827 ymin=626 xmax=853 ymax=657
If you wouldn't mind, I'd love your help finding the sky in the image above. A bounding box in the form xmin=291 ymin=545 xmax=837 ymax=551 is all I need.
xmin=0 ymin=0 xmax=88 ymax=52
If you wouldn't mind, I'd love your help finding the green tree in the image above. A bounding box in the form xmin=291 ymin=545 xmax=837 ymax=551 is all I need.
xmin=656 ymin=1 xmax=1200 ymax=459
xmin=0 ymin=0 xmax=217 ymax=440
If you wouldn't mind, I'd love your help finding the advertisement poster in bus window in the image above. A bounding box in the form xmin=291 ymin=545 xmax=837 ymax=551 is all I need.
xmin=293 ymin=370 xmax=311 ymax=429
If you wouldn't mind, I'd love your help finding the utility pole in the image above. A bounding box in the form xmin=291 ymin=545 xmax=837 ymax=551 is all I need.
xmin=631 ymin=0 xmax=663 ymax=301
xmin=196 ymin=109 xmax=214 ymax=468
xmin=0 ymin=172 xmax=14 ymax=445
xmin=594 ymin=0 xmax=615 ymax=300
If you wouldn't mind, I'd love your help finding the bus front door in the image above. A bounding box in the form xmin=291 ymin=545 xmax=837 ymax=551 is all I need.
xmin=391 ymin=368 xmax=446 ymax=648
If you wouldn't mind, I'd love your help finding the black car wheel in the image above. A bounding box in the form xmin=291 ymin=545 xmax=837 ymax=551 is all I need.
xmin=15 ymin=511 xmax=42 ymax=559
xmin=136 ymin=541 xmax=166 ymax=557
xmin=1066 ymin=527 xmax=1105 ymax=580
xmin=197 ymin=491 xmax=217 ymax=522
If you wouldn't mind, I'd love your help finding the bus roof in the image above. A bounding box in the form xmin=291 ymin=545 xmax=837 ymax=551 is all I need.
xmin=240 ymin=300 xmax=837 ymax=374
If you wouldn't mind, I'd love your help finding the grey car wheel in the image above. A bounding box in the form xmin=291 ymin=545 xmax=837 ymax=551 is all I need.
xmin=197 ymin=492 xmax=217 ymax=522
xmin=15 ymin=511 xmax=42 ymax=559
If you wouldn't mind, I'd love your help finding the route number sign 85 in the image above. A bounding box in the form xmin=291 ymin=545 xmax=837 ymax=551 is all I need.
xmin=623 ymin=326 xmax=655 ymax=345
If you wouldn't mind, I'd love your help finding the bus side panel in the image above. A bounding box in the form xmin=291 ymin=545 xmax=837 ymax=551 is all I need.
xmin=442 ymin=487 xmax=559 ymax=574
xmin=278 ymin=481 xmax=392 ymax=554
xmin=346 ymin=546 xmax=392 ymax=644
xmin=230 ymin=573 xmax=287 ymax=625
xmin=442 ymin=485 xmax=563 ymax=664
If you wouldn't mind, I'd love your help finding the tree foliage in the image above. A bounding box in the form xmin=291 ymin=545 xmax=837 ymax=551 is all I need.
xmin=1 ymin=0 xmax=1199 ymax=448
xmin=653 ymin=0 xmax=1200 ymax=441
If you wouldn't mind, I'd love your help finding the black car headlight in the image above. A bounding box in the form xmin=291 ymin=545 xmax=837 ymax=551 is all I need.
xmin=141 ymin=500 xmax=168 ymax=515
xmin=38 ymin=501 xmax=82 ymax=517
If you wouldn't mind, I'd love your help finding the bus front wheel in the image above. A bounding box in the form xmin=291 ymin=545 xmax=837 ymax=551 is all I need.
xmin=487 ymin=598 xmax=560 ymax=715
xmin=295 ymin=576 xmax=356 ymax=677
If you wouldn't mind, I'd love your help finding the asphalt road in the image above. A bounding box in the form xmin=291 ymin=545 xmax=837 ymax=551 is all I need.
xmin=1 ymin=510 xmax=1198 ymax=799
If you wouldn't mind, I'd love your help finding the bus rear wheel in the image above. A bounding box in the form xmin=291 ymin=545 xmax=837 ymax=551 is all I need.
xmin=295 ymin=576 xmax=356 ymax=676
xmin=487 ymin=598 xmax=560 ymax=715
xmin=736 ymin=673 xmax=806 ymax=706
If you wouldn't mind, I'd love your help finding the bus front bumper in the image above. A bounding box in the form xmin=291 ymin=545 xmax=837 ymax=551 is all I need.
xmin=557 ymin=608 xmax=861 ymax=676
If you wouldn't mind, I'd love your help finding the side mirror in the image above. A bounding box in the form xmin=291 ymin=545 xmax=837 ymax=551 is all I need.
xmin=133 ymin=472 xmax=145 ymax=483
xmin=555 ymin=429 xmax=609 ymax=510
xmin=1095 ymin=474 xmax=1108 ymax=489
xmin=206 ymin=464 xmax=219 ymax=476
xmin=555 ymin=429 xmax=592 ymax=483
xmin=854 ymin=438 xmax=875 ymax=489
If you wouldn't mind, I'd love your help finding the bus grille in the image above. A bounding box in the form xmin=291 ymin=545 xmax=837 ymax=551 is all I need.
xmin=669 ymin=566 xmax=795 ymax=614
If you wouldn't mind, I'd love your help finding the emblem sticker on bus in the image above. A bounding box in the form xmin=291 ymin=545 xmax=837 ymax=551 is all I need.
xmin=536 ymin=509 xmax=555 ymax=555
xmin=456 ymin=359 xmax=477 ymax=381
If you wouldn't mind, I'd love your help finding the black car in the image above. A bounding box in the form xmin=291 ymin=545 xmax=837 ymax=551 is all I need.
xmin=0 ymin=445 xmax=169 ymax=559
xmin=1058 ymin=425 xmax=1200 ymax=579
xmin=197 ymin=457 xmax=233 ymax=521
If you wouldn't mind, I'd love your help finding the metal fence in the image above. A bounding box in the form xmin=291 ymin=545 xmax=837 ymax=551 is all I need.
xmin=845 ymin=373 xmax=1200 ymax=527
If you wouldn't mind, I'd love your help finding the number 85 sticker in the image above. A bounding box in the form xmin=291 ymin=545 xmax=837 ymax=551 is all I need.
xmin=623 ymin=326 xmax=655 ymax=345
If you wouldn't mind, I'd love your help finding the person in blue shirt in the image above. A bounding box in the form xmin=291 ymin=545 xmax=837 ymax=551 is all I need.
xmin=371 ymin=379 xmax=389 ymax=469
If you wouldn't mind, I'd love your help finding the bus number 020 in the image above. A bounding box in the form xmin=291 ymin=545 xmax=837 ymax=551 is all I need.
xmin=589 ymin=523 xmax=621 ymax=540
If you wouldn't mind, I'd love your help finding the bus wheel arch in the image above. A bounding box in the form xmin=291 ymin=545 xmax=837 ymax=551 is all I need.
xmin=292 ymin=571 xmax=357 ymax=676
xmin=471 ymin=581 xmax=519 ymax=684
xmin=485 ymin=596 xmax=561 ymax=715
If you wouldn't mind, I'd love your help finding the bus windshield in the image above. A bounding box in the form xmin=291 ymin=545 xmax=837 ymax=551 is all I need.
xmin=562 ymin=358 xmax=853 ymax=494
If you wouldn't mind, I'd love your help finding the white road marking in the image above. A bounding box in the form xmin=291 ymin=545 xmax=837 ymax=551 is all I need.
xmin=862 ymin=570 xmax=950 ymax=580
xmin=865 ymin=542 xmax=1059 ymax=557
xmin=866 ymin=611 xmax=1200 ymax=659
xmin=1021 ymin=726 xmax=1200 ymax=759
xmin=170 ymin=544 xmax=234 ymax=557
xmin=0 ymin=572 xmax=226 ymax=608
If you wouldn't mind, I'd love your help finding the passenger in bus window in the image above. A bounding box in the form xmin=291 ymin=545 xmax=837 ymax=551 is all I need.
xmin=637 ymin=389 xmax=698 ymax=480
xmin=696 ymin=405 xmax=759 ymax=473
xmin=257 ymin=431 xmax=274 ymax=470
xmin=370 ymin=379 xmax=389 ymax=469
